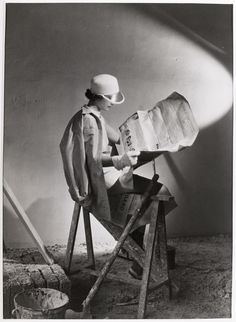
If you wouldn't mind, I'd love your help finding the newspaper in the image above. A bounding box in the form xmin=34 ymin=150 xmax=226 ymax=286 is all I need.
xmin=119 ymin=92 xmax=199 ymax=153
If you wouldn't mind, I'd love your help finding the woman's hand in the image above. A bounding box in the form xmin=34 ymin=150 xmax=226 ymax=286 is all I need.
xmin=112 ymin=151 xmax=140 ymax=170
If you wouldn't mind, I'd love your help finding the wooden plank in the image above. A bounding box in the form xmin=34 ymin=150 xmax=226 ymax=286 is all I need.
xmin=3 ymin=179 xmax=54 ymax=265
xmin=83 ymin=209 xmax=95 ymax=269
xmin=137 ymin=201 xmax=160 ymax=319
xmin=64 ymin=202 xmax=81 ymax=273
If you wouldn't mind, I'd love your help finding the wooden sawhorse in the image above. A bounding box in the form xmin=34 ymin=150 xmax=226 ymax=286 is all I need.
xmin=64 ymin=175 xmax=174 ymax=318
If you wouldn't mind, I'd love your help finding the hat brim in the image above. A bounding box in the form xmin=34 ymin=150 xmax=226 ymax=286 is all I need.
xmin=101 ymin=92 xmax=125 ymax=105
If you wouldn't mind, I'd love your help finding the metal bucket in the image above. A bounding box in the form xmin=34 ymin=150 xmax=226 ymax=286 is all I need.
xmin=12 ymin=288 xmax=69 ymax=319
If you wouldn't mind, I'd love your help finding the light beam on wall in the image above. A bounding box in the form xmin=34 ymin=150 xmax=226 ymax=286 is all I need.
xmin=155 ymin=7 xmax=233 ymax=130
xmin=124 ymin=6 xmax=233 ymax=131
xmin=188 ymin=55 xmax=232 ymax=129
xmin=170 ymin=33 xmax=233 ymax=130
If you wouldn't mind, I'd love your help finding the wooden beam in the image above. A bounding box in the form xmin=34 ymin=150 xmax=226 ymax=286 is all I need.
xmin=64 ymin=202 xmax=81 ymax=273
xmin=137 ymin=201 xmax=160 ymax=319
xmin=3 ymin=178 xmax=54 ymax=265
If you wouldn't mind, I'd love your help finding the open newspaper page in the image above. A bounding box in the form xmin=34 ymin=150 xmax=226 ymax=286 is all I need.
xmin=119 ymin=92 xmax=199 ymax=156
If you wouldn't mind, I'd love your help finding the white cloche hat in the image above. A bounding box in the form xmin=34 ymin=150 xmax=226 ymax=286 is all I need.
xmin=90 ymin=74 xmax=125 ymax=104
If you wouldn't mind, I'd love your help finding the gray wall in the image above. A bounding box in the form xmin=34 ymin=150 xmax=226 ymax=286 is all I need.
xmin=3 ymin=4 xmax=233 ymax=247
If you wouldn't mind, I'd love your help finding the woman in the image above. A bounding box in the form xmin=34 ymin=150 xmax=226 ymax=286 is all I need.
xmin=60 ymin=74 xmax=176 ymax=278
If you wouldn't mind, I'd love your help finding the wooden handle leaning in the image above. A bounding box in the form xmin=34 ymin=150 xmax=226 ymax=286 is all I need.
xmin=3 ymin=178 xmax=54 ymax=265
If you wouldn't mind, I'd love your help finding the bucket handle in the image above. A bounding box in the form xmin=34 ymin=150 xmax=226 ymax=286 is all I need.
xmin=12 ymin=308 xmax=19 ymax=319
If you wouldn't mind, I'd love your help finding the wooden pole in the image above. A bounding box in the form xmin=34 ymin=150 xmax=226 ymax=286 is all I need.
xmin=3 ymin=178 xmax=54 ymax=265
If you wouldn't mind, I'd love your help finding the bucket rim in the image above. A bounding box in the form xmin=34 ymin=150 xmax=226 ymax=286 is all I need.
xmin=13 ymin=288 xmax=69 ymax=312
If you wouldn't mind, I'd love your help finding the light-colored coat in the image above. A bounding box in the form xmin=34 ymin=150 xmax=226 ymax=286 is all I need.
xmin=60 ymin=106 xmax=111 ymax=221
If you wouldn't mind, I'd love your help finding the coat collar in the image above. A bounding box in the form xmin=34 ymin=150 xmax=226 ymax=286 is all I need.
xmin=82 ymin=105 xmax=101 ymax=118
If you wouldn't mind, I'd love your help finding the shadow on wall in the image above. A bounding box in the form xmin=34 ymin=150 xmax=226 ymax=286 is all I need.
xmin=135 ymin=106 xmax=232 ymax=237
xmin=3 ymin=197 xmax=70 ymax=247
xmin=3 ymin=205 xmax=33 ymax=248
xmin=163 ymin=108 xmax=233 ymax=237
xmin=133 ymin=3 xmax=233 ymax=73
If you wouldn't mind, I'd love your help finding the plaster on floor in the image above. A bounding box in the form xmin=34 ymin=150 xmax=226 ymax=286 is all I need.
xmin=4 ymin=235 xmax=232 ymax=319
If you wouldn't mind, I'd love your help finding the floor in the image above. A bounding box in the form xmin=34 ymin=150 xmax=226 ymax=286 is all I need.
xmin=4 ymin=234 xmax=232 ymax=319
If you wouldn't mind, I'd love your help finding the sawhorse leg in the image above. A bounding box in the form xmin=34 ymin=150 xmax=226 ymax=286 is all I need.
xmin=83 ymin=209 xmax=95 ymax=269
xmin=138 ymin=197 xmax=171 ymax=319
xmin=137 ymin=200 xmax=162 ymax=318
xmin=157 ymin=200 xmax=172 ymax=300
xmin=64 ymin=203 xmax=95 ymax=274
xmin=64 ymin=203 xmax=81 ymax=274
